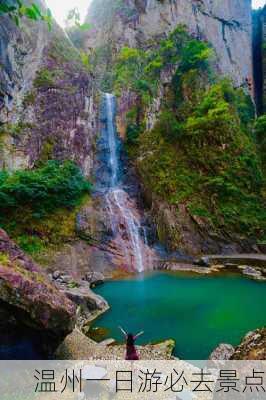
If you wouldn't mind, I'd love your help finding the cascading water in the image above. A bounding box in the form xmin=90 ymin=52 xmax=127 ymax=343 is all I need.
xmin=106 ymin=93 xmax=118 ymax=187
xmin=99 ymin=93 xmax=153 ymax=273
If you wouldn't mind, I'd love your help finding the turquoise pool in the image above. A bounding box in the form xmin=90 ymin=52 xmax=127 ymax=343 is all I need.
xmin=93 ymin=272 xmax=266 ymax=359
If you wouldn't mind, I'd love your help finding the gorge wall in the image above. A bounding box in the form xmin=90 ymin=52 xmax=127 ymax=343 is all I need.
xmin=0 ymin=9 xmax=97 ymax=175
xmin=261 ymin=6 xmax=266 ymax=113
xmin=84 ymin=0 xmax=265 ymax=256
xmin=0 ymin=6 xmax=105 ymax=290
xmin=253 ymin=5 xmax=266 ymax=114
xmin=86 ymin=0 xmax=253 ymax=90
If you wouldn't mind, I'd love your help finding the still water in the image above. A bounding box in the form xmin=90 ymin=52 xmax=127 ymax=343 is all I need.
xmin=93 ymin=272 xmax=266 ymax=359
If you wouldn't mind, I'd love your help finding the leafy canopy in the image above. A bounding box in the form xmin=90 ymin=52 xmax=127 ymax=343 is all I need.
xmin=114 ymin=26 xmax=214 ymax=104
xmin=0 ymin=160 xmax=91 ymax=218
xmin=0 ymin=0 xmax=52 ymax=29
xmin=66 ymin=7 xmax=91 ymax=31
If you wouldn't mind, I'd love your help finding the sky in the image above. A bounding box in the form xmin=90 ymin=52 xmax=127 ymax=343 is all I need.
xmin=46 ymin=0 xmax=265 ymax=27
xmin=45 ymin=0 xmax=90 ymax=27
xmin=253 ymin=0 xmax=266 ymax=9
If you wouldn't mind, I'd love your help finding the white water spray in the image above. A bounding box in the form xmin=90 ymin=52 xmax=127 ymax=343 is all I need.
xmin=103 ymin=93 xmax=147 ymax=272
xmin=106 ymin=93 xmax=118 ymax=187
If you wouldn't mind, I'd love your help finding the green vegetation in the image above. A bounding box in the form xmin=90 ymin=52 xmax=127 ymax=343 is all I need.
xmin=114 ymin=25 xmax=266 ymax=240
xmin=37 ymin=138 xmax=55 ymax=165
xmin=47 ymin=35 xmax=92 ymax=74
xmin=34 ymin=69 xmax=56 ymax=89
xmin=255 ymin=114 xmax=266 ymax=172
xmin=23 ymin=91 xmax=36 ymax=107
xmin=0 ymin=161 xmax=91 ymax=256
xmin=0 ymin=253 xmax=10 ymax=266
xmin=48 ymin=36 xmax=79 ymax=64
xmin=66 ymin=7 xmax=91 ymax=31
xmin=0 ymin=122 xmax=33 ymax=138
xmin=138 ymin=79 xmax=265 ymax=236
xmin=13 ymin=202 xmax=87 ymax=255
xmin=114 ymin=26 xmax=213 ymax=104
xmin=0 ymin=160 xmax=91 ymax=217
xmin=0 ymin=0 xmax=52 ymax=29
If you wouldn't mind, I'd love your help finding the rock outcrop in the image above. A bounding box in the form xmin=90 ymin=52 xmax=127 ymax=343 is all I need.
xmin=0 ymin=10 xmax=48 ymax=123
xmin=231 ymin=327 xmax=266 ymax=360
xmin=56 ymin=328 xmax=175 ymax=360
xmin=51 ymin=271 xmax=109 ymax=329
xmin=0 ymin=228 xmax=76 ymax=353
xmin=210 ymin=328 xmax=266 ymax=360
xmin=209 ymin=343 xmax=235 ymax=360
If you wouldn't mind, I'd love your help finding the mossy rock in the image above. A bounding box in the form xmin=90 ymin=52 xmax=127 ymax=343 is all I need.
xmin=87 ymin=326 xmax=110 ymax=342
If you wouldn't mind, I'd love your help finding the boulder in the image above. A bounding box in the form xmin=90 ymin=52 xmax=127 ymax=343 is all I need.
xmin=0 ymin=229 xmax=76 ymax=353
xmin=209 ymin=343 xmax=235 ymax=360
xmin=231 ymin=328 xmax=266 ymax=360
xmin=239 ymin=265 xmax=265 ymax=281
xmin=58 ymin=281 xmax=109 ymax=329
xmin=56 ymin=329 xmax=175 ymax=360
xmin=84 ymin=271 xmax=105 ymax=287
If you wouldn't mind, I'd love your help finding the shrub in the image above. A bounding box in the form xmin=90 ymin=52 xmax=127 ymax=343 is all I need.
xmin=34 ymin=69 xmax=56 ymax=88
xmin=137 ymin=76 xmax=265 ymax=237
xmin=255 ymin=114 xmax=266 ymax=143
xmin=179 ymin=40 xmax=213 ymax=72
xmin=0 ymin=160 xmax=91 ymax=218
xmin=255 ymin=114 xmax=266 ymax=170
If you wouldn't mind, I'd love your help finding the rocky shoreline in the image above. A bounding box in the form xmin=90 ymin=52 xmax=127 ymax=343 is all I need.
xmin=158 ymin=255 xmax=266 ymax=282
xmin=0 ymin=227 xmax=265 ymax=360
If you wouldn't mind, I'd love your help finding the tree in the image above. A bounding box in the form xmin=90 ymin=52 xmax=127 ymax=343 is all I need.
xmin=0 ymin=0 xmax=52 ymax=29
xmin=66 ymin=7 xmax=91 ymax=31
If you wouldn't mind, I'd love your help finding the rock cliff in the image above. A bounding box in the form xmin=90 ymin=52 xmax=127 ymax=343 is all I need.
xmin=85 ymin=0 xmax=264 ymax=256
xmin=0 ymin=11 xmax=98 ymax=175
xmin=261 ymin=6 xmax=266 ymax=113
xmin=86 ymin=0 xmax=253 ymax=89
xmin=253 ymin=5 xmax=266 ymax=114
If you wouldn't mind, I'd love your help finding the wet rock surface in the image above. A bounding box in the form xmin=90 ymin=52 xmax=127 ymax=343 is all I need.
xmin=50 ymin=269 xmax=109 ymax=331
xmin=44 ymin=240 xmax=115 ymax=282
xmin=199 ymin=254 xmax=266 ymax=268
xmin=0 ymin=228 xmax=76 ymax=353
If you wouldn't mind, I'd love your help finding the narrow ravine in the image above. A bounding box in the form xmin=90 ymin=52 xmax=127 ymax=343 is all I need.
xmin=97 ymin=93 xmax=154 ymax=273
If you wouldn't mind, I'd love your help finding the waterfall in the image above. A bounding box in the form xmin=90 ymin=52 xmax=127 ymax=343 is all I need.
xmin=106 ymin=93 xmax=118 ymax=187
xmin=101 ymin=93 xmax=150 ymax=273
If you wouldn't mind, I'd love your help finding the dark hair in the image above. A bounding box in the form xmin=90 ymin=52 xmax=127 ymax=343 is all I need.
xmin=127 ymin=333 xmax=135 ymax=346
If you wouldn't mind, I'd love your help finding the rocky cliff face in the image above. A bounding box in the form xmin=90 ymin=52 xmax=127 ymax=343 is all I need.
xmin=0 ymin=228 xmax=76 ymax=354
xmin=0 ymin=13 xmax=98 ymax=175
xmin=253 ymin=6 xmax=266 ymax=114
xmin=84 ymin=0 xmax=261 ymax=256
xmin=0 ymin=14 xmax=47 ymax=122
xmin=262 ymin=7 xmax=266 ymax=113
xmin=86 ymin=0 xmax=253 ymax=89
